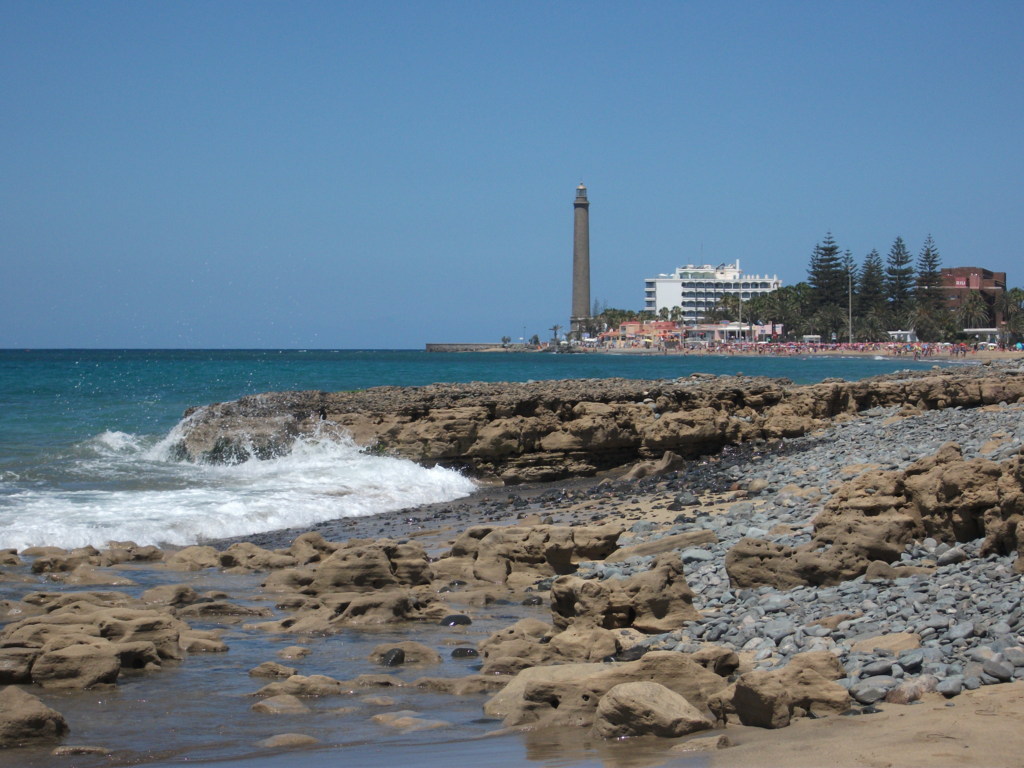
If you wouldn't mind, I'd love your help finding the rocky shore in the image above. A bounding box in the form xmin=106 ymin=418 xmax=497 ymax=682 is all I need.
xmin=170 ymin=363 xmax=1024 ymax=483
xmin=2 ymin=361 xmax=1024 ymax=765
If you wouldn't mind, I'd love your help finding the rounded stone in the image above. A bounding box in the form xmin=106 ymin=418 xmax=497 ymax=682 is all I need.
xmin=379 ymin=648 xmax=406 ymax=667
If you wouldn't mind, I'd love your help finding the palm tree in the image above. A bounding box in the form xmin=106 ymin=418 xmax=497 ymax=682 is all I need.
xmin=705 ymin=294 xmax=741 ymax=323
xmin=996 ymin=287 xmax=1024 ymax=342
xmin=855 ymin=311 xmax=891 ymax=343
xmin=810 ymin=304 xmax=847 ymax=341
xmin=956 ymin=290 xmax=992 ymax=329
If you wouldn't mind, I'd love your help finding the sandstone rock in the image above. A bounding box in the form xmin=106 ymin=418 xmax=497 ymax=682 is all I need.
xmin=251 ymin=589 xmax=442 ymax=633
xmin=250 ymin=662 xmax=298 ymax=678
xmin=732 ymin=669 xmax=791 ymax=728
xmin=437 ymin=524 xmax=620 ymax=586
xmin=371 ymin=710 xmax=449 ymax=731
xmin=412 ymin=675 xmax=509 ymax=695
xmin=727 ymin=440 xmax=1024 ymax=589
xmin=48 ymin=564 xmax=137 ymax=587
xmin=251 ymin=694 xmax=310 ymax=714
xmin=254 ymin=674 xmax=345 ymax=698
xmin=592 ymin=681 xmax=713 ymax=739
xmin=170 ymin=371 xmax=1024 ymax=484
xmin=176 ymin=601 xmax=273 ymax=620
xmin=729 ymin=652 xmax=848 ymax=728
xmin=478 ymin=618 xmax=557 ymax=675
xmin=669 ymin=734 xmax=732 ymax=754
xmin=605 ymin=529 xmax=717 ymax=563
xmin=547 ymin=626 xmax=620 ymax=663
xmin=285 ymin=532 xmax=340 ymax=565
xmin=551 ymin=554 xmax=699 ymax=633
xmin=369 ymin=641 xmax=441 ymax=666
xmin=621 ymin=451 xmax=687 ymax=481
xmin=218 ymin=542 xmax=297 ymax=571
xmin=113 ymin=640 xmax=162 ymax=670
xmin=0 ymin=648 xmax=39 ymax=684
xmin=850 ymin=632 xmax=922 ymax=654
xmin=140 ymin=584 xmax=200 ymax=607
xmin=484 ymin=651 xmax=728 ymax=728
xmin=0 ymin=686 xmax=69 ymax=747
xmin=163 ymin=546 xmax=220 ymax=571
xmin=884 ymin=674 xmax=938 ymax=704
xmin=257 ymin=733 xmax=320 ymax=748
xmin=179 ymin=630 xmax=228 ymax=653
xmin=30 ymin=642 xmax=121 ymax=689
xmin=308 ymin=540 xmax=432 ymax=592
xmin=690 ymin=644 xmax=740 ymax=677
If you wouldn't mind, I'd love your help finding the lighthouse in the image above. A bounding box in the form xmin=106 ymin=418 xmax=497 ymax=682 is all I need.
xmin=570 ymin=183 xmax=590 ymax=338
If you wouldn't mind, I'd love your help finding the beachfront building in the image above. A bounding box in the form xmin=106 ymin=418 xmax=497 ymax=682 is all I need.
xmin=644 ymin=261 xmax=782 ymax=323
xmin=941 ymin=266 xmax=1007 ymax=325
xmin=682 ymin=322 xmax=779 ymax=343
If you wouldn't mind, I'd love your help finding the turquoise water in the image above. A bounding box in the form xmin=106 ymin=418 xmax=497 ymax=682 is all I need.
xmin=0 ymin=349 xmax=942 ymax=550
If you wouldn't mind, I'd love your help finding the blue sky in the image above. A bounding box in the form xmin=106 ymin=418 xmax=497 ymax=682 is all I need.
xmin=2 ymin=1 xmax=1022 ymax=348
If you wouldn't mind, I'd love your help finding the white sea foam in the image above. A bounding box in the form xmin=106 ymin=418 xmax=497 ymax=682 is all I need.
xmin=0 ymin=425 xmax=477 ymax=552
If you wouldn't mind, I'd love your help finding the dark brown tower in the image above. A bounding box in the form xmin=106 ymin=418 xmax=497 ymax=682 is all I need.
xmin=571 ymin=183 xmax=590 ymax=338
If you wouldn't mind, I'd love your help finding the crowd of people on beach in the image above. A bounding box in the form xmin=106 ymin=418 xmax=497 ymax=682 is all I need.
xmin=591 ymin=340 xmax=1019 ymax=358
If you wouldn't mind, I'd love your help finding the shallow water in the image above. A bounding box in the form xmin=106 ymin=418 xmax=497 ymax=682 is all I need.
xmin=0 ymin=558 xmax=711 ymax=768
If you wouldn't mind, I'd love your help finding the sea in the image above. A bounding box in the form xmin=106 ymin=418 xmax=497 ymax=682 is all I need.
xmin=0 ymin=348 xmax=944 ymax=553
xmin=0 ymin=348 xmax=952 ymax=768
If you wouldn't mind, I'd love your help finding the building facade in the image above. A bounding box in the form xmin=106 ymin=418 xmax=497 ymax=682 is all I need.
xmin=940 ymin=266 xmax=1007 ymax=326
xmin=644 ymin=261 xmax=782 ymax=323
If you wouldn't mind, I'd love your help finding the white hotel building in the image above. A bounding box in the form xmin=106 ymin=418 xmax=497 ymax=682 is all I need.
xmin=644 ymin=261 xmax=782 ymax=324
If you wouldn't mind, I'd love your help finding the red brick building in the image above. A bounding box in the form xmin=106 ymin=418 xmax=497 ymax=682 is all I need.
xmin=940 ymin=267 xmax=1007 ymax=325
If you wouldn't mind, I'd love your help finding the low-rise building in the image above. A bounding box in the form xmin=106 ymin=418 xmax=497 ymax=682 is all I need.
xmin=644 ymin=261 xmax=782 ymax=323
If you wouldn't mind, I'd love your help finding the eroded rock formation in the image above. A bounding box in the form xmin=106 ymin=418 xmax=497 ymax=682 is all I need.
xmin=726 ymin=441 xmax=1024 ymax=589
xmin=170 ymin=367 xmax=1024 ymax=483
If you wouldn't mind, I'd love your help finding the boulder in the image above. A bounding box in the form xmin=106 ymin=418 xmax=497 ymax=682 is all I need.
xmin=250 ymin=662 xmax=298 ymax=679
xmin=307 ymin=541 xmax=432 ymax=592
xmin=728 ymin=442 xmax=1024 ymax=589
xmin=251 ymin=694 xmax=310 ymax=715
xmin=0 ymin=648 xmax=40 ymax=684
xmin=729 ymin=651 xmax=849 ymax=728
xmin=257 ymin=733 xmax=320 ymax=748
xmin=369 ymin=641 xmax=442 ymax=666
xmin=218 ymin=542 xmax=297 ymax=571
xmin=483 ymin=651 xmax=728 ymax=728
xmin=0 ymin=685 xmax=69 ymax=746
xmin=592 ymin=681 xmax=713 ymax=739
xmin=551 ymin=554 xmax=699 ymax=633
xmin=163 ymin=546 xmax=220 ymax=571
xmin=254 ymin=674 xmax=345 ymax=698
xmin=478 ymin=618 xmax=557 ymax=675
xmin=436 ymin=524 xmax=620 ymax=586
xmin=30 ymin=642 xmax=121 ymax=689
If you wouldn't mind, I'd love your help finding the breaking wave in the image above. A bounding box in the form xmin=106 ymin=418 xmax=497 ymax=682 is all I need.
xmin=0 ymin=423 xmax=477 ymax=552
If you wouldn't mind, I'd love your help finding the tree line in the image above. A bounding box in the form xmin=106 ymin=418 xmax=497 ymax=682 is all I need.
xmin=586 ymin=234 xmax=1023 ymax=343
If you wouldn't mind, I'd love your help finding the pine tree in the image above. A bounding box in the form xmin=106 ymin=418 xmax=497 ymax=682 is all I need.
xmin=807 ymin=233 xmax=846 ymax=311
xmin=915 ymin=235 xmax=943 ymax=313
xmin=857 ymin=249 xmax=887 ymax=318
xmin=885 ymin=236 xmax=915 ymax=320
